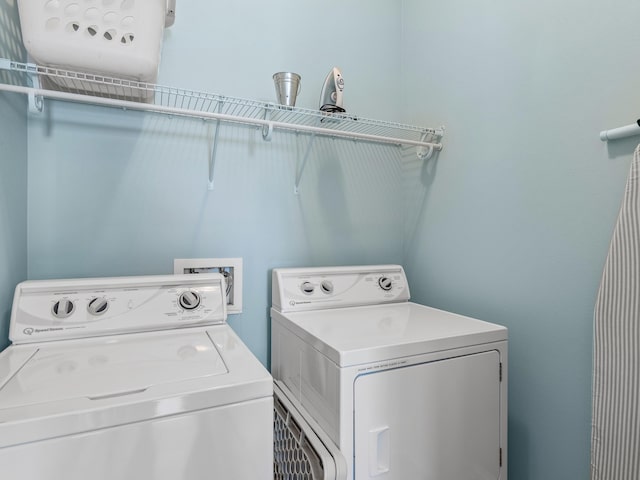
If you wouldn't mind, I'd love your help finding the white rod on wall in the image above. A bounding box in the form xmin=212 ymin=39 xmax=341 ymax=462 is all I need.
xmin=600 ymin=121 xmax=640 ymax=141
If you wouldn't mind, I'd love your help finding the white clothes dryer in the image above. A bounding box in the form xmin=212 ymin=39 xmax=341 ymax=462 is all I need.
xmin=0 ymin=273 xmax=273 ymax=480
xmin=271 ymin=265 xmax=508 ymax=480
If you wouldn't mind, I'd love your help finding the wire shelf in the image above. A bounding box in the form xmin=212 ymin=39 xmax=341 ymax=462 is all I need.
xmin=0 ymin=58 xmax=444 ymax=150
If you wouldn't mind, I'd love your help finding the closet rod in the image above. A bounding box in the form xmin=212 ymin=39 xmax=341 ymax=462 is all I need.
xmin=600 ymin=120 xmax=640 ymax=141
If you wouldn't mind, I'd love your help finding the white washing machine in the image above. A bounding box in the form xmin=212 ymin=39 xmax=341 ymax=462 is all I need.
xmin=271 ymin=265 xmax=508 ymax=480
xmin=0 ymin=273 xmax=273 ymax=480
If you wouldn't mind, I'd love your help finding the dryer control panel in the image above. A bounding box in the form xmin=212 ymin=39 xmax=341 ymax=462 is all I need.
xmin=272 ymin=265 xmax=410 ymax=313
xmin=10 ymin=274 xmax=227 ymax=344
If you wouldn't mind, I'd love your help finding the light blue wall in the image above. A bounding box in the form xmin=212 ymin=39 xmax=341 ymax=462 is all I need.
xmin=400 ymin=0 xmax=640 ymax=478
xmin=12 ymin=0 xmax=638 ymax=477
xmin=26 ymin=0 xmax=404 ymax=364
xmin=0 ymin=0 xmax=27 ymax=351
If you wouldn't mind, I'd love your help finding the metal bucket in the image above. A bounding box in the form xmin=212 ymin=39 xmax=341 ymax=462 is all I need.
xmin=273 ymin=72 xmax=301 ymax=107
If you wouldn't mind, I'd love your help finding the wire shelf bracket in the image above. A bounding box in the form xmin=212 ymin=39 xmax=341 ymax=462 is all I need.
xmin=27 ymin=68 xmax=44 ymax=114
xmin=0 ymin=59 xmax=445 ymax=190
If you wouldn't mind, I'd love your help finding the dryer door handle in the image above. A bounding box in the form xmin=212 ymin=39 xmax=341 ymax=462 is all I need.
xmin=369 ymin=426 xmax=390 ymax=477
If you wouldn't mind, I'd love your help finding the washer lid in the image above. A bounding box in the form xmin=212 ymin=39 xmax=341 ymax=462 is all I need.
xmin=274 ymin=302 xmax=508 ymax=367
xmin=0 ymin=325 xmax=272 ymax=448
xmin=0 ymin=330 xmax=227 ymax=409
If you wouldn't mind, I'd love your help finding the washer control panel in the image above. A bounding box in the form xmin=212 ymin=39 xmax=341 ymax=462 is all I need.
xmin=272 ymin=265 xmax=410 ymax=313
xmin=10 ymin=274 xmax=227 ymax=344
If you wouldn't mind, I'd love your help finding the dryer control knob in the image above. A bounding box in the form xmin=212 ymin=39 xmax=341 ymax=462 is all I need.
xmin=87 ymin=297 xmax=109 ymax=316
xmin=320 ymin=280 xmax=334 ymax=294
xmin=378 ymin=276 xmax=393 ymax=291
xmin=52 ymin=299 xmax=75 ymax=319
xmin=301 ymin=282 xmax=315 ymax=295
xmin=179 ymin=290 xmax=201 ymax=310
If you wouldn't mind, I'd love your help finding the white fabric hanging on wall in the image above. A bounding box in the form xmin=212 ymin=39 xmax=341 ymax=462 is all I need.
xmin=592 ymin=145 xmax=640 ymax=479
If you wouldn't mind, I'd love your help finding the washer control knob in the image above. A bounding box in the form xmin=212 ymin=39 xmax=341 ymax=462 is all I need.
xmin=52 ymin=299 xmax=75 ymax=319
xmin=378 ymin=276 xmax=393 ymax=291
xmin=301 ymin=282 xmax=315 ymax=295
xmin=87 ymin=297 xmax=109 ymax=316
xmin=320 ymin=280 xmax=334 ymax=294
xmin=179 ymin=290 xmax=201 ymax=310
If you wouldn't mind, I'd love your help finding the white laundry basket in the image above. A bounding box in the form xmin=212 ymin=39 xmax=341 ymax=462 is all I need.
xmin=17 ymin=0 xmax=175 ymax=99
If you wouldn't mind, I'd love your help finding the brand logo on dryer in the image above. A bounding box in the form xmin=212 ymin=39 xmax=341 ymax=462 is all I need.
xmin=23 ymin=327 xmax=64 ymax=335
xmin=289 ymin=300 xmax=311 ymax=306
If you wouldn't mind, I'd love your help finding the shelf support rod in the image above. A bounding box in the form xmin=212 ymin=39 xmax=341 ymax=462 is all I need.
xmin=208 ymin=100 xmax=224 ymax=191
xmin=295 ymin=134 xmax=317 ymax=194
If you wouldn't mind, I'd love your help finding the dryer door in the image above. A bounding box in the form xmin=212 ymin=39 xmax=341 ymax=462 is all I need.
xmin=354 ymin=350 xmax=502 ymax=480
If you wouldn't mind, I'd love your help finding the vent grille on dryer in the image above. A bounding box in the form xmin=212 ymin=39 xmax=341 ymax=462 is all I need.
xmin=273 ymin=381 xmax=347 ymax=480
xmin=274 ymin=396 xmax=324 ymax=479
